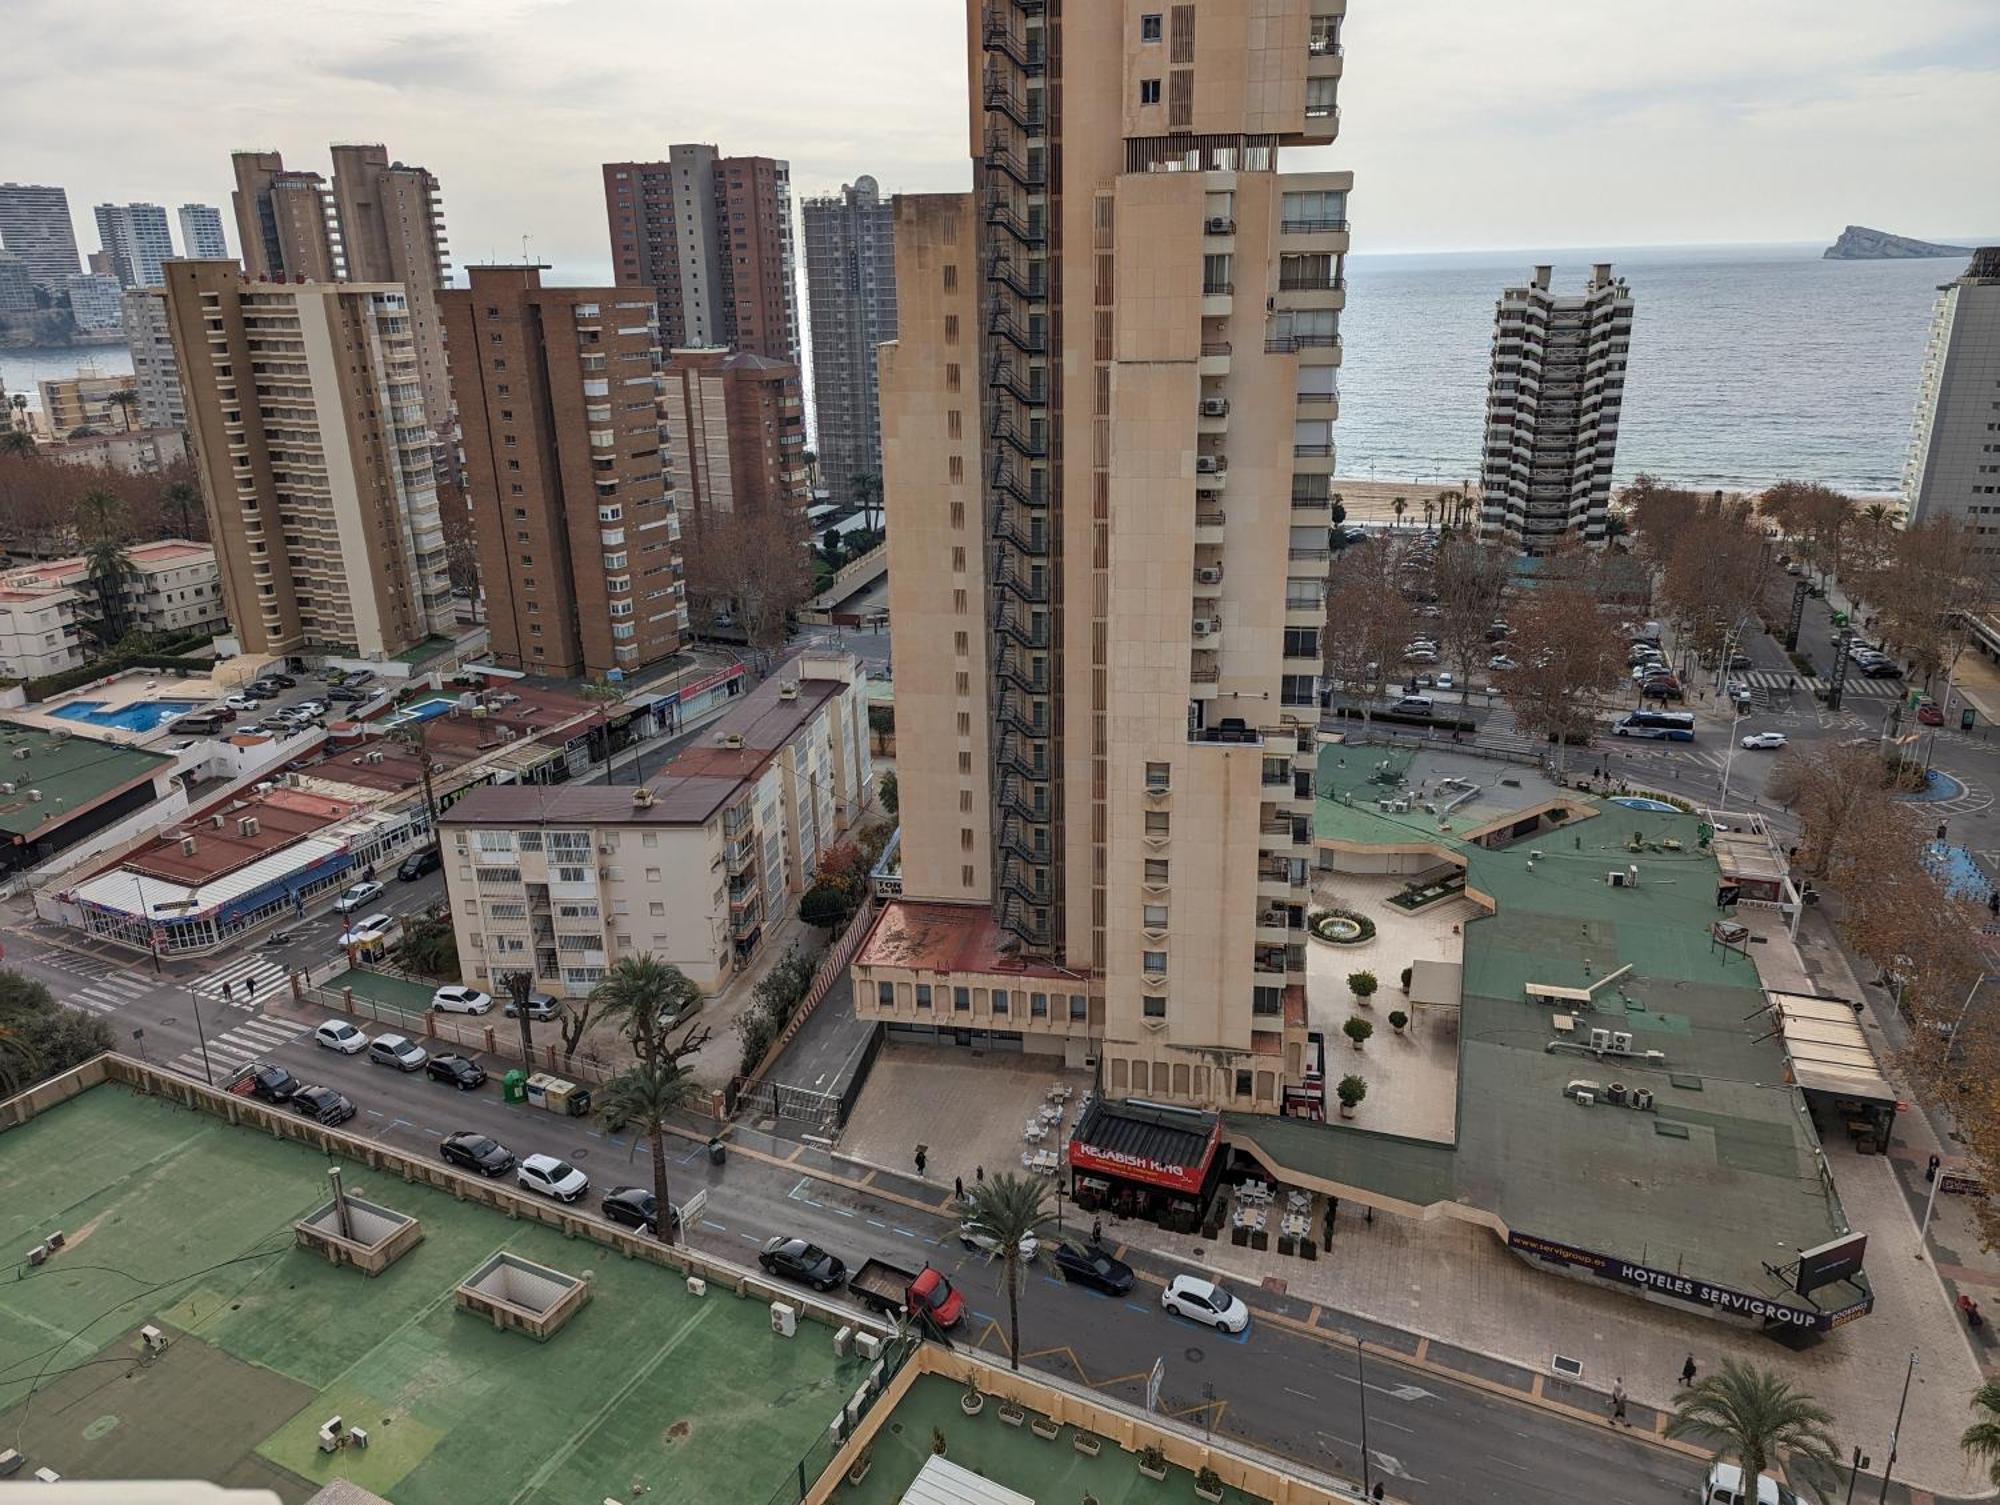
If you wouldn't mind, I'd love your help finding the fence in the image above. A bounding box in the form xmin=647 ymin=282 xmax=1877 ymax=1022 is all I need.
xmin=736 ymin=898 xmax=877 ymax=1103
xmin=734 ymin=1077 xmax=844 ymax=1136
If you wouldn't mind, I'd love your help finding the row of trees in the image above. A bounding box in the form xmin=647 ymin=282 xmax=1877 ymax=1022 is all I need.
xmin=0 ymin=970 xmax=116 ymax=1096
xmin=0 ymin=439 xmax=206 ymax=557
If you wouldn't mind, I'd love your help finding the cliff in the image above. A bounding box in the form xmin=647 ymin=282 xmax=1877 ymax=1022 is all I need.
xmin=1824 ymin=226 xmax=1970 ymax=261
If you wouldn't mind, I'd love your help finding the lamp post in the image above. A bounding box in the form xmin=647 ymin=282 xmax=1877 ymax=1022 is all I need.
xmin=1355 ymin=1337 xmax=1373 ymax=1498
xmin=1876 ymin=1348 xmax=1917 ymax=1503
xmin=187 ymin=984 xmax=215 ymax=1086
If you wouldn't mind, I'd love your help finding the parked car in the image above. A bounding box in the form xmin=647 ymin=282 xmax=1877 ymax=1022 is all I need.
xmin=293 ymin=698 xmax=328 ymax=718
xmin=1160 ymin=1274 xmax=1250 ymax=1334
xmin=425 ymin=1053 xmax=487 ymax=1090
xmin=517 ymin=1153 xmax=589 ymax=1203
xmin=333 ymin=881 xmax=384 ymax=913
xmin=327 ymin=684 xmax=370 ymax=704
xmin=602 ymin=1185 xmax=680 ymax=1235
xmin=1050 ymin=1241 xmax=1136 ymax=1296
xmin=202 ymin=703 xmax=238 ymax=723
xmin=1488 ymin=655 xmax=1519 ymax=672
xmin=1434 ymin=673 xmax=1455 ymax=692
xmin=290 ymin=1084 xmax=357 ymax=1126
xmin=432 ymin=984 xmax=493 ymax=1016
xmin=257 ymin=672 xmax=298 ymax=689
xmin=1699 ymin=1461 xmax=1799 ymax=1505
xmin=224 ymin=693 xmax=261 ymax=712
xmin=1862 ymin=659 xmax=1902 ymax=679
xmin=338 ymin=912 xmax=394 ymax=946
xmin=503 ymin=991 xmax=561 ymax=1021
xmin=1918 ymin=700 xmax=1944 ymax=726
xmin=1726 ymin=653 xmax=1752 ymax=670
xmin=1392 ymin=694 xmax=1435 ymax=714
xmin=313 ymin=1019 xmax=368 ymax=1055
xmin=758 ymin=1236 xmax=849 ymax=1292
xmin=244 ymin=1063 xmax=299 ymax=1104
xmin=1403 ymin=649 xmax=1439 ymax=665
xmin=367 ymin=1033 xmax=428 ymax=1072
xmin=398 ymin=847 xmax=442 ymax=881
xmin=1741 ymin=732 xmax=1789 ymax=750
xmin=439 ymin=1131 xmax=515 ymax=1176
xmin=957 ymin=1221 xmax=1039 ymax=1260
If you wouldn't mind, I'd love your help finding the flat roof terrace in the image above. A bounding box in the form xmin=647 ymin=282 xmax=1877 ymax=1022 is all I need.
xmin=0 ymin=721 xmax=172 ymax=841
xmin=0 ymin=1085 xmax=867 ymax=1504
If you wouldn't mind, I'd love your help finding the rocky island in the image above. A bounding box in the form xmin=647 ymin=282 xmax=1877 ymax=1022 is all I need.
xmin=1824 ymin=225 xmax=1971 ymax=260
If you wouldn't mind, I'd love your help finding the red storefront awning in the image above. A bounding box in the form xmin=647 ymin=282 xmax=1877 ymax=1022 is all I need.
xmin=1067 ymin=1101 xmax=1221 ymax=1197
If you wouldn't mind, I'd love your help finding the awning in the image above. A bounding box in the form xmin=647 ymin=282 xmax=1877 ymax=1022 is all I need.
xmin=1067 ymin=1098 xmax=1221 ymax=1197
xmin=1767 ymin=991 xmax=1897 ymax=1106
xmin=899 ymin=1455 xmax=1034 ymax=1505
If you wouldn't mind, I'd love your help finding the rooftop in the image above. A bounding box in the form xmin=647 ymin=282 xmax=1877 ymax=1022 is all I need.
xmin=0 ymin=538 xmax=213 ymax=592
xmin=856 ymin=899 xmax=1086 ymax=983
xmin=665 ymin=671 xmax=842 ymax=781
xmin=124 ymin=787 xmax=357 ymax=883
xmin=445 ymin=773 xmax=742 ymax=829
xmin=0 ymin=721 xmax=173 ymax=841
xmin=0 ymin=1082 xmax=868 ymax=1504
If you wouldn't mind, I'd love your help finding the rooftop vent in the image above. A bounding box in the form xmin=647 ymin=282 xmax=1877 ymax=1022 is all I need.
xmin=632 ymin=786 xmax=656 ymax=809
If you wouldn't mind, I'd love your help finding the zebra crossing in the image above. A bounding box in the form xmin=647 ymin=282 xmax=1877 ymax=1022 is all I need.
xmin=1736 ymin=670 xmax=1905 ymax=701
xmin=53 ymin=968 xmax=156 ymax=1019
xmin=170 ymin=1013 xmax=311 ymax=1079
xmin=191 ymin=954 xmax=294 ymax=1010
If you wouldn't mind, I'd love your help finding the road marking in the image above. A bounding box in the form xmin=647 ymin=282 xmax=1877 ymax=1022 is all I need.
xmin=893 ymin=1227 xmax=917 ymax=1238
xmin=830 ymin=1205 xmax=857 ymax=1218
xmin=866 ymin=1219 xmax=887 ymax=1229
xmin=1284 ymin=1386 xmax=1317 ymax=1401
xmin=1490 ymin=1456 xmax=1531 ymax=1471
xmin=701 ymin=1220 xmax=727 ymax=1233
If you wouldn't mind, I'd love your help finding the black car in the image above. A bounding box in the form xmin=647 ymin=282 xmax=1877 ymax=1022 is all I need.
xmin=1863 ymin=660 xmax=1902 ymax=679
xmin=1726 ymin=653 xmax=1752 ymax=670
xmin=439 ymin=1131 xmax=516 ymax=1176
xmin=425 ymin=1053 xmax=486 ymax=1090
xmin=758 ymin=1236 xmax=847 ymax=1291
xmin=398 ymin=847 xmax=443 ymax=881
xmin=289 ymin=1084 xmax=357 ymax=1126
xmin=246 ymin=1063 xmax=299 ymax=1103
xmin=327 ymin=684 xmax=370 ymax=704
xmin=1050 ymin=1241 xmax=1136 ymax=1296
xmin=256 ymin=672 xmax=298 ymax=689
xmin=602 ymin=1185 xmax=681 ymax=1235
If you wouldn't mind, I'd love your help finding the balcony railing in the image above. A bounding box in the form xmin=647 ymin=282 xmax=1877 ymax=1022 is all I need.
xmin=1199 ymin=341 xmax=1232 ymax=357
xmin=1293 ymin=443 xmax=1333 ymax=457
xmin=1295 ymin=388 xmax=1340 ymax=404
xmin=1280 ymin=217 xmax=1348 ymax=234
xmin=1202 ymin=281 xmax=1234 ymax=296
xmin=1278 ymin=274 xmax=1346 ymax=292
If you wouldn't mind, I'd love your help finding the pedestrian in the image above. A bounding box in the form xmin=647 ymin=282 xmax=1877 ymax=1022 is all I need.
xmin=1679 ymin=1355 xmax=1697 ymax=1388
xmin=246 ymin=974 xmax=257 ymax=1000
xmin=1371 ymin=1484 xmax=1384 ymax=1503
xmin=1610 ymin=1378 xmax=1630 ymax=1428
xmin=954 ymin=1174 xmax=965 ymax=1202
xmin=975 ymin=1164 xmax=984 ymax=1184
xmin=914 ymin=1144 xmax=928 ymax=1178
xmin=1091 ymin=1216 xmax=1103 ymax=1247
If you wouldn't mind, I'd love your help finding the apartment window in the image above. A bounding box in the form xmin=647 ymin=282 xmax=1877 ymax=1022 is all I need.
xmin=1253 ymin=985 xmax=1284 ymax=1016
xmin=953 ymin=986 xmax=971 ymax=1012
xmin=944 ymin=314 xmax=959 ymax=344
xmin=1143 ymin=995 xmax=1167 ymax=1018
xmin=1142 ymin=950 xmax=1167 ymax=974
xmin=1139 ymin=78 xmax=1162 ymax=104
xmin=955 ymin=671 xmax=970 ymax=695
xmin=1235 ymin=1070 xmax=1254 ymax=1097
xmin=1145 ymin=760 xmax=1170 ymax=791
xmin=1144 ymin=811 xmax=1170 ymax=836
xmin=947 ymin=409 xmax=962 ymax=439
xmin=878 ymin=980 xmax=895 ymax=1007
xmin=1143 ymin=903 xmax=1169 ymax=929
xmin=649 ymin=901 xmax=665 ymax=916
xmin=957 ymin=711 xmax=971 ymax=735
xmin=991 ymin=989 xmax=1009 ymax=1015
xmin=959 ymin=790 xmax=973 ymax=812
xmin=1031 ymin=991 xmax=1049 ymax=1017
xmin=954 ymin=631 xmax=969 ymax=655
xmin=962 ymin=864 xmax=976 ymax=886
xmin=942 ymin=265 xmax=958 ymax=291
xmin=948 ymin=455 xmax=964 ymax=483
xmin=950 ymin=501 xmax=966 ymax=527
xmin=946 ymin=363 xmax=961 ymax=393
xmin=961 ymin=827 xmax=974 ymax=850
xmin=1144 ymin=858 xmax=1170 ymax=885
xmin=1069 ymin=994 xmax=1088 ymax=1020
xmin=916 ymin=984 xmax=932 ymax=1009
xmin=958 ymin=751 xmax=973 ymax=774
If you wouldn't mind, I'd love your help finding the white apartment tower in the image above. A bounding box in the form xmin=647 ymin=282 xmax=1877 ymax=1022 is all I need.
xmin=1905 ymin=248 xmax=2000 ymax=558
xmin=1479 ymin=263 xmax=1633 ymax=553
xmin=178 ymin=203 xmax=231 ymax=261
xmin=850 ymin=0 xmax=1351 ymax=1114
xmin=92 ymin=202 xmax=175 ymax=287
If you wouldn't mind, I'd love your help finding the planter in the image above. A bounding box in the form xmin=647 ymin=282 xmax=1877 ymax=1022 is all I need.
xmin=1139 ymin=1461 xmax=1169 ymax=1482
xmin=1339 ymin=1102 xmax=1356 ymax=1119
xmin=960 ymin=1390 xmax=985 ymax=1417
xmin=1074 ymin=1432 xmax=1103 ymax=1457
xmin=1196 ymin=1485 xmax=1225 ymax=1504
xmin=1030 ymin=1416 xmax=1061 ymax=1440
xmin=1250 ymin=1229 xmax=1268 ymax=1251
xmin=1231 ymin=1224 xmax=1249 ymax=1247
xmin=999 ymin=1403 xmax=1026 ymax=1428
xmin=845 ymin=1455 xmax=873 ymax=1487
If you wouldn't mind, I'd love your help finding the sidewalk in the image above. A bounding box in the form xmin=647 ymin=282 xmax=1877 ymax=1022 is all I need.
xmin=679 ymin=906 xmax=825 ymax=1090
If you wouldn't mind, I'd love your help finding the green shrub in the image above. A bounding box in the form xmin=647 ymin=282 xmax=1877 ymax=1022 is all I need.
xmin=1388 ymin=1010 xmax=1409 ymax=1032
xmin=1348 ymin=970 xmax=1378 ymax=1001
xmin=1343 ymin=1016 xmax=1374 ymax=1048
xmin=1337 ymin=1074 xmax=1367 ymax=1108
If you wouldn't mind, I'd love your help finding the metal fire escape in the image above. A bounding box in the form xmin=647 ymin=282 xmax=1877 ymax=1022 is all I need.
xmin=979 ymin=0 xmax=1055 ymax=953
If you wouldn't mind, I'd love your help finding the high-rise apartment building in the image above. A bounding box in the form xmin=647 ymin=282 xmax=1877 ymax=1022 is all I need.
xmin=801 ymin=176 xmax=898 ymax=504
xmin=848 ymin=1 xmax=1351 ymax=1114
xmin=162 ymin=260 xmax=452 ymax=659
xmin=659 ymin=347 xmax=810 ymax=523
xmin=603 ymin=146 xmax=799 ymax=363
xmin=62 ymin=273 xmax=124 ymax=335
xmin=121 ymin=288 xmax=185 ymax=431
xmin=1905 ymin=248 xmax=2000 ymax=558
xmin=0 ymin=183 xmax=82 ymax=290
xmin=329 ymin=145 xmax=454 ymax=442
xmin=92 ymin=202 xmax=175 ymax=287
xmin=0 ymin=251 xmax=36 ymax=314
xmin=178 ymin=203 xmax=230 ymax=260
xmin=230 ymin=152 xmax=342 ymax=283
xmin=439 ymin=266 xmax=687 ymax=678
xmin=1478 ymin=263 xmax=1633 ymax=554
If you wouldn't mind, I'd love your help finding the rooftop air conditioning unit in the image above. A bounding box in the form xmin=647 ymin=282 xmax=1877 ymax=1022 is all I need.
xmin=1632 ymin=1087 xmax=1655 ymax=1111
xmin=1607 ymin=870 xmax=1627 ymax=887
xmin=1611 ymin=1030 xmax=1633 ymax=1052
xmin=11 ymin=746 xmax=30 ymax=760
xmin=631 ymin=787 xmax=656 ymax=809
xmin=1573 ymin=1090 xmax=1594 ymax=1107
xmin=1588 ymin=1027 xmax=1611 ymax=1052
xmin=0 ymin=782 xmax=13 ymax=796
xmin=140 ymin=1325 xmax=166 ymax=1353
xmin=210 ymin=813 xmax=226 ymax=828
xmin=778 ymin=682 xmax=799 ymax=700
xmin=179 ymin=835 xmax=196 ymax=855
xmin=1605 ymin=1083 xmax=1628 ymax=1106
xmin=238 ymin=817 xmax=260 ymax=838
xmin=770 ymin=1302 xmax=798 ymax=1338
xmin=717 ymin=732 xmax=745 ymax=748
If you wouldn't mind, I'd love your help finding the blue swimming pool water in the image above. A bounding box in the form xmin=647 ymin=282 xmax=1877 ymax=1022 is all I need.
xmin=387 ymin=697 xmax=455 ymax=727
xmin=1609 ymin=796 xmax=1680 ymax=813
xmin=52 ymin=699 xmax=201 ymax=733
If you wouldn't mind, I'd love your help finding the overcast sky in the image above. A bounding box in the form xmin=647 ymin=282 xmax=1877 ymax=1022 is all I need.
xmin=9 ymin=0 xmax=1997 ymax=277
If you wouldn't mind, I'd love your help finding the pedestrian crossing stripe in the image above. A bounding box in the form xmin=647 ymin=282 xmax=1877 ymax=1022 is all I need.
xmin=192 ymin=955 xmax=292 ymax=1006
xmin=174 ymin=1016 xmax=309 ymax=1074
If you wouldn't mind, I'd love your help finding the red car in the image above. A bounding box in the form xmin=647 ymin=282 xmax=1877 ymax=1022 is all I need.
xmin=1917 ymin=701 xmax=1944 ymax=726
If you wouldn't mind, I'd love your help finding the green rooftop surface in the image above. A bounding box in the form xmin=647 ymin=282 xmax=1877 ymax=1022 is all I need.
xmin=1291 ymin=743 xmax=1864 ymax=1318
xmin=0 ymin=720 xmax=170 ymax=837
xmin=0 ymin=1087 xmax=866 ymax=1504
xmin=841 ymin=1373 xmax=1263 ymax=1505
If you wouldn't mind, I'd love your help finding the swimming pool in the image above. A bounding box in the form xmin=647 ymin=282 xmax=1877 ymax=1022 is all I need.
xmin=1609 ymin=796 xmax=1681 ymax=813
xmin=386 ymin=696 xmax=456 ymax=728
xmin=51 ymin=699 xmax=202 ymax=733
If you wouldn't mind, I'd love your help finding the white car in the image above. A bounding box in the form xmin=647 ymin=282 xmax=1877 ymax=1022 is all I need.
xmin=1161 ymin=1274 xmax=1249 ymax=1334
xmin=432 ymin=984 xmax=494 ymax=1016
xmin=332 ymin=880 xmax=384 ymax=913
xmin=1435 ymin=673 xmax=1455 ymax=692
xmin=338 ymin=912 xmax=394 ymax=946
xmin=1488 ymin=655 xmax=1519 ymax=671
xmin=958 ymin=1222 xmax=1040 ymax=1260
xmin=517 ymin=1153 xmax=589 ymax=1203
xmin=224 ymin=693 xmax=261 ymax=712
xmin=313 ymin=1019 xmax=368 ymax=1054
xmin=1741 ymin=732 xmax=1788 ymax=750
xmin=1404 ymin=649 xmax=1439 ymax=665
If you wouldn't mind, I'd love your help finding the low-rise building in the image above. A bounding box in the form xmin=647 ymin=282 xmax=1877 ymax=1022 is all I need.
xmin=0 ymin=720 xmax=181 ymax=879
xmin=0 ymin=583 xmax=86 ymax=680
xmin=0 ymin=540 xmax=225 ymax=641
xmin=43 ymin=425 xmax=190 ymax=476
xmin=37 ymin=368 xmax=138 ymax=435
xmin=440 ymin=653 xmax=868 ymax=996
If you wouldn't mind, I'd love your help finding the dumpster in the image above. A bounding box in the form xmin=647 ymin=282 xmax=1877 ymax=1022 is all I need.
xmin=502 ymin=1069 xmax=528 ymax=1104
xmin=545 ymin=1078 xmax=589 ymax=1117
xmin=707 ymin=1137 xmax=726 ymax=1166
xmin=525 ymin=1071 xmax=562 ymax=1111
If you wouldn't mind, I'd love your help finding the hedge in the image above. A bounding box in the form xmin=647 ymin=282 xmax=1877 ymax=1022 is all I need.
xmin=26 ymin=649 xmax=217 ymax=703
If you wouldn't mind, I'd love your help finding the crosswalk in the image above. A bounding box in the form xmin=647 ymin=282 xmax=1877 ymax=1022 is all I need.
xmin=1736 ymin=670 xmax=1905 ymax=702
xmin=55 ymin=968 xmax=156 ymax=1019
xmin=169 ymin=1013 xmax=311 ymax=1080
xmin=191 ymin=955 xmax=294 ymax=1011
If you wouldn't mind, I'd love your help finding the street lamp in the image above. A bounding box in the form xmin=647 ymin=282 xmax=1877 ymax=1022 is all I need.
xmin=1718 ymin=702 xmax=1745 ymax=808
xmin=186 ymin=984 xmax=215 ymax=1086
xmin=1876 ymin=1349 xmax=1917 ymax=1503
xmin=1355 ymin=1337 xmax=1373 ymax=1498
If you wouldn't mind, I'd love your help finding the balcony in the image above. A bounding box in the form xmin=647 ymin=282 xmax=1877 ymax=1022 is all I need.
xmin=1193 ymin=506 xmax=1227 ymax=544
xmin=1198 ymin=341 xmax=1232 ymax=377
xmin=1194 ymin=456 xmax=1227 ymax=490
xmin=1201 ymin=281 xmax=1233 ymax=317
xmin=1197 ymin=396 xmax=1230 ymax=434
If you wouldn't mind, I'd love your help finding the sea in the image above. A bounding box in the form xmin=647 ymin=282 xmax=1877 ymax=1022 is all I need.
xmin=0 ymin=242 xmax=1963 ymax=496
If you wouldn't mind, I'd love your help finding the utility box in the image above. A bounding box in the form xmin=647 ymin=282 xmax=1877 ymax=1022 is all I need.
xmin=503 ymin=1069 xmax=529 ymax=1104
xmin=771 ymin=1302 xmax=798 ymax=1338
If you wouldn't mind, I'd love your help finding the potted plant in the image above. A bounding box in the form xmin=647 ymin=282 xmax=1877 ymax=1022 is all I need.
xmin=960 ymin=1377 xmax=985 ymax=1416
xmin=1388 ymin=1009 xmax=1409 ymax=1035
xmin=1195 ymin=1464 xmax=1226 ymax=1503
xmin=1400 ymin=964 xmax=1413 ymax=994
xmin=1084 ymin=1495 xmax=1100 ymax=1505
xmin=932 ymin=1425 xmax=948 ymax=1455
xmin=1343 ymin=1016 xmax=1373 ymax=1051
xmin=845 ymin=1445 xmax=874 ymax=1486
xmin=1074 ymin=1430 xmax=1103 ymax=1457
xmin=1139 ymin=1443 xmax=1168 ymax=1481
xmin=999 ymin=1397 xmax=1027 ymax=1427
xmin=1348 ymin=970 xmax=1378 ymax=1007
xmin=1031 ymin=1412 xmax=1062 ymax=1440
xmin=1337 ymin=1074 xmax=1367 ymax=1119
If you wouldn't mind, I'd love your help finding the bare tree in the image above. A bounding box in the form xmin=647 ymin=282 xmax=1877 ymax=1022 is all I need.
xmin=1767 ymin=742 xmax=1898 ymax=879
xmin=1323 ymin=537 xmax=1414 ymax=701
xmin=1505 ymin=581 xmax=1622 ymax=772
xmin=1431 ymin=535 xmax=1510 ymax=705
xmin=1874 ymin=516 xmax=1989 ymax=690
xmin=681 ymin=508 xmax=813 ymax=672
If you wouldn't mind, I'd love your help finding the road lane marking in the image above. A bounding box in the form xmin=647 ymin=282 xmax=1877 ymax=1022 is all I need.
xmin=1284 ymin=1386 xmax=1316 ymax=1401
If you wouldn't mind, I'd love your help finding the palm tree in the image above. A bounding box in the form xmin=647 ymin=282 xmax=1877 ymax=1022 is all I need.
xmin=1422 ymin=499 xmax=1434 ymax=529
xmin=960 ymin=1173 xmax=1054 ymax=1369
xmin=162 ymin=480 xmax=203 ymax=540
xmin=0 ymin=428 xmax=33 ymax=457
xmin=1666 ymin=1360 xmax=1840 ymax=1502
xmin=597 ymin=1062 xmax=697 ymax=1243
xmin=1962 ymin=1380 xmax=2000 ymax=1488
xmin=83 ymin=533 xmax=133 ymax=649
xmin=852 ymin=470 xmax=884 ymax=535
xmin=590 ymin=955 xmax=702 ymax=1070
xmin=1863 ymin=502 xmax=1891 ymax=539
xmin=106 ymin=388 xmax=140 ymax=433
xmin=1391 ymin=495 xmax=1407 ymax=529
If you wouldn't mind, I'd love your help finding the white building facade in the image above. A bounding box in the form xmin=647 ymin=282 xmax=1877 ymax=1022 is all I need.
xmin=1905 ymin=248 xmax=2000 ymax=560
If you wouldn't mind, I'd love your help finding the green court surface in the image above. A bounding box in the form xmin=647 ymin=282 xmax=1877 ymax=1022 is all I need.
xmin=0 ymin=1087 xmax=864 ymax=1504
xmin=841 ymin=1374 xmax=1261 ymax=1504
xmin=324 ymin=967 xmax=440 ymax=1016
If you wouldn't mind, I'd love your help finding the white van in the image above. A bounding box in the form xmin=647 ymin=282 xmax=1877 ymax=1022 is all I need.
xmin=1700 ymin=1463 xmax=1799 ymax=1505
